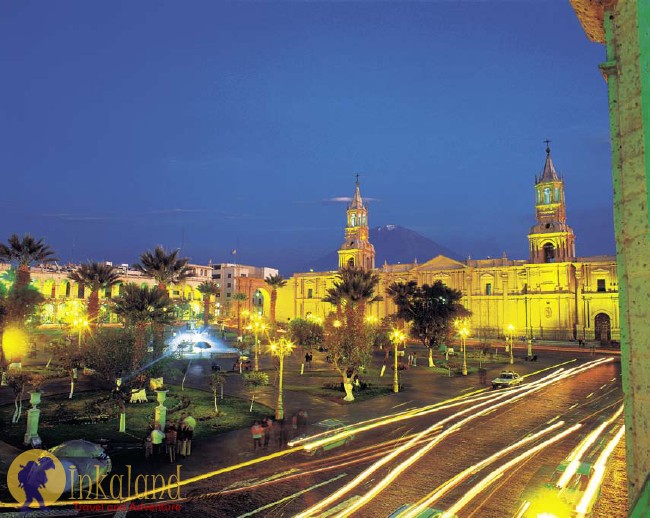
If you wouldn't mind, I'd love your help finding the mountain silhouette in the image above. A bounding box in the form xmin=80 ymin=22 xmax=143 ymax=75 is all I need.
xmin=295 ymin=225 xmax=461 ymax=274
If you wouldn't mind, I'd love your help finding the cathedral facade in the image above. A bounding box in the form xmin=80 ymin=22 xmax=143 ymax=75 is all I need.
xmin=275 ymin=148 xmax=620 ymax=342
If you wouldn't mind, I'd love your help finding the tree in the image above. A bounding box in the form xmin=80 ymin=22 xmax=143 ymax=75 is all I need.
xmin=83 ymin=327 xmax=141 ymax=433
xmin=197 ymin=281 xmax=220 ymax=328
xmin=288 ymin=318 xmax=323 ymax=348
xmin=322 ymin=266 xmax=381 ymax=401
xmin=264 ymin=274 xmax=287 ymax=329
xmin=68 ymin=262 xmax=120 ymax=325
xmin=7 ymin=371 xmax=29 ymax=423
xmin=389 ymin=280 xmax=470 ymax=367
xmin=133 ymin=246 xmax=190 ymax=353
xmin=0 ymin=234 xmax=56 ymax=289
xmin=132 ymin=246 xmax=191 ymax=292
xmin=51 ymin=339 xmax=84 ymax=399
xmin=386 ymin=280 xmax=418 ymax=328
xmin=233 ymin=292 xmax=247 ymax=337
xmin=209 ymin=372 xmax=226 ymax=415
xmin=113 ymin=284 xmax=175 ymax=370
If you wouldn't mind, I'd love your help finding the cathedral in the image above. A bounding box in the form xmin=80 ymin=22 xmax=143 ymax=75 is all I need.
xmin=275 ymin=147 xmax=620 ymax=342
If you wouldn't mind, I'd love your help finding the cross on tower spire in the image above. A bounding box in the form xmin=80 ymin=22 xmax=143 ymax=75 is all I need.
xmin=544 ymin=139 xmax=552 ymax=154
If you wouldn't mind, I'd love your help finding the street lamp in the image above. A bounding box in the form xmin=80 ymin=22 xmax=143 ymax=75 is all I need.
xmin=507 ymin=323 xmax=515 ymax=365
xmin=268 ymin=338 xmax=294 ymax=420
xmin=72 ymin=319 xmax=89 ymax=349
xmin=246 ymin=316 xmax=267 ymax=372
xmin=389 ymin=329 xmax=405 ymax=393
xmin=460 ymin=326 xmax=469 ymax=376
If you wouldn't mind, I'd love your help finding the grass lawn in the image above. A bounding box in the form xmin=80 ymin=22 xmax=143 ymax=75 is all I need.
xmin=0 ymin=386 xmax=271 ymax=448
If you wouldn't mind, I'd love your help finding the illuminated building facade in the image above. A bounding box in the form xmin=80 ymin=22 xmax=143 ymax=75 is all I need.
xmin=276 ymin=150 xmax=620 ymax=342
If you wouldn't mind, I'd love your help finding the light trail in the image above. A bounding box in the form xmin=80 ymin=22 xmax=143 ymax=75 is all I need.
xmin=303 ymin=358 xmax=610 ymax=518
xmin=442 ymin=423 xmax=583 ymax=518
xmin=555 ymin=403 xmax=624 ymax=490
xmin=235 ymin=473 xmax=347 ymax=518
xmin=575 ymin=424 xmax=625 ymax=517
xmin=402 ymin=421 xmax=567 ymax=518
xmin=299 ymin=366 xmax=574 ymax=518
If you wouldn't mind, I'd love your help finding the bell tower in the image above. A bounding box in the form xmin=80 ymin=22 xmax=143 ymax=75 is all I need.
xmin=338 ymin=176 xmax=376 ymax=270
xmin=528 ymin=142 xmax=576 ymax=263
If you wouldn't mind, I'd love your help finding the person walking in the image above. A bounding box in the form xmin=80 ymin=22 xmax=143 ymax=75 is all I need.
xmin=165 ymin=425 xmax=177 ymax=463
xmin=276 ymin=419 xmax=289 ymax=449
xmin=262 ymin=416 xmax=273 ymax=449
xmin=412 ymin=352 xmax=417 ymax=367
xmin=177 ymin=424 xmax=188 ymax=458
xmin=150 ymin=424 xmax=165 ymax=458
xmin=251 ymin=421 xmax=263 ymax=451
xmin=407 ymin=353 xmax=413 ymax=367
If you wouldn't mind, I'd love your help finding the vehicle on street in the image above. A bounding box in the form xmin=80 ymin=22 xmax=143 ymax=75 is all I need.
xmin=288 ymin=418 xmax=354 ymax=456
xmin=232 ymin=356 xmax=252 ymax=372
xmin=491 ymin=370 xmax=522 ymax=389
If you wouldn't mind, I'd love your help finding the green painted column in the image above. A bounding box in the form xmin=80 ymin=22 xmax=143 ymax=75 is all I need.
xmin=600 ymin=1 xmax=650 ymax=513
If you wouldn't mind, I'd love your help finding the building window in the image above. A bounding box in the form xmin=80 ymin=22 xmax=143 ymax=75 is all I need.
xmin=215 ymin=274 xmax=221 ymax=279
xmin=485 ymin=283 xmax=492 ymax=296
xmin=65 ymin=283 xmax=71 ymax=297
xmin=216 ymin=292 xmax=221 ymax=297
xmin=241 ymin=273 xmax=247 ymax=277
xmin=227 ymin=282 xmax=231 ymax=288
xmin=226 ymin=292 xmax=231 ymax=298
xmin=77 ymin=285 xmax=85 ymax=299
xmin=597 ymin=279 xmax=606 ymax=292
xmin=307 ymin=288 xmax=313 ymax=299
xmin=227 ymin=273 xmax=232 ymax=278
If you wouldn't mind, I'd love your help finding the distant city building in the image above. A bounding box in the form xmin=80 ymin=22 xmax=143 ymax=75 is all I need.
xmin=276 ymin=147 xmax=620 ymax=342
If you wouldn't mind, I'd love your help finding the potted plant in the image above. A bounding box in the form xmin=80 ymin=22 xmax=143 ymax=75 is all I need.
xmin=28 ymin=374 xmax=45 ymax=407
xmin=155 ymin=384 xmax=169 ymax=404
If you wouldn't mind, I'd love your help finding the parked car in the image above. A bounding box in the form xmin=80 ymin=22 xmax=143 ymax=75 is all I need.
xmin=288 ymin=418 xmax=354 ymax=456
xmin=232 ymin=356 xmax=252 ymax=372
xmin=491 ymin=370 xmax=522 ymax=389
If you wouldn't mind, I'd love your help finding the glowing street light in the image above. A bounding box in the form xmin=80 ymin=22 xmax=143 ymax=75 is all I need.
xmin=268 ymin=338 xmax=294 ymax=420
xmin=72 ymin=319 xmax=89 ymax=349
xmin=507 ymin=323 xmax=515 ymax=365
xmin=246 ymin=316 xmax=267 ymax=372
xmin=460 ymin=326 xmax=469 ymax=376
xmin=390 ymin=329 xmax=405 ymax=393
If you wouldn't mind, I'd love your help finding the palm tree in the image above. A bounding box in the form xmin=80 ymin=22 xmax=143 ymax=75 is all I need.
xmin=323 ymin=287 xmax=344 ymax=320
xmin=233 ymin=292 xmax=247 ymax=337
xmin=324 ymin=265 xmax=381 ymax=401
xmin=197 ymin=281 xmax=220 ymax=328
xmin=68 ymin=262 xmax=120 ymax=325
xmin=132 ymin=246 xmax=189 ymax=353
xmin=0 ymin=234 xmax=56 ymax=288
xmin=386 ymin=280 xmax=418 ymax=329
xmin=264 ymin=274 xmax=287 ymax=328
xmin=132 ymin=246 xmax=191 ymax=293
xmin=113 ymin=284 xmax=175 ymax=370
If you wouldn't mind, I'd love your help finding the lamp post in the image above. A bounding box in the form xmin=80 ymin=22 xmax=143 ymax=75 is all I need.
xmin=390 ymin=329 xmax=405 ymax=393
xmin=460 ymin=326 xmax=469 ymax=376
xmin=247 ymin=317 xmax=267 ymax=371
xmin=507 ymin=323 xmax=515 ymax=365
xmin=73 ymin=319 xmax=89 ymax=349
xmin=268 ymin=338 xmax=294 ymax=420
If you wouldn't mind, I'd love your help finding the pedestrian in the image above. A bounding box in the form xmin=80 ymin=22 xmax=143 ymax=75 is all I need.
xmin=150 ymin=424 xmax=165 ymax=458
xmin=407 ymin=353 xmax=413 ymax=366
xmin=307 ymin=352 xmax=313 ymax=369
xmin=291 ymin=413 xmax=299 ymax=436
xmin=297 ymin=409 xmax=309 ymax=429
xmin=275 ymin=419 xmax=289 ymax=449
xmin=144 ymin=435 xmax=153 ymax=459
xmin=478 ymin=367 xmax=487 ymax=385
xmin=165 ymin=425 xmax=177 ymax=463
xmin=412 ymin=352 xmax=417 ymax=367
xmin=184 ymin=423 xmax=194 ymax=456
xmin=177 ymin=424 xmax=188 ymax=457
xmin=251 ymin=421 xmax=263 ymax=451
xmin=262 ymin=416 xmax=273 ymax=449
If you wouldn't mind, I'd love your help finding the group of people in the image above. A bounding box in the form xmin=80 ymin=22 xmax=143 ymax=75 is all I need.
xmin=407 ymin=352 xmax=418 ymax=367
xmin=304 ymin=352 xmax=313 ymax=369
xmin=145 ymin=412 xmax=195 ymax=463
xmin=250 ymin=409 xmax=309 ymax=452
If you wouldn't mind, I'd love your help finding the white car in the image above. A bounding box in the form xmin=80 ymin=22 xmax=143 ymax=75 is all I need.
xmin=491 ymin=370 xmax=522 ymax=389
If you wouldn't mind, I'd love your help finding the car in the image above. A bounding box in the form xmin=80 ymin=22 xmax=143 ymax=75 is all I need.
xmin=232 ymin=356 xmax=252 ymax=372
xmin=288 ymin=418 xmax=354 ymax=456
xmin=491 ymin=370 xmax=522 ymax=389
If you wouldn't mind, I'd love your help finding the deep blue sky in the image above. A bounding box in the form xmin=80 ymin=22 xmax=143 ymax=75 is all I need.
xmin=0 ymin=1 xmax=614 ymax=274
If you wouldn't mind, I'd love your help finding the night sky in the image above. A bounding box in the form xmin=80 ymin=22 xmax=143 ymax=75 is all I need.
xmin=0 ymin=1 xmax=615 ymax=274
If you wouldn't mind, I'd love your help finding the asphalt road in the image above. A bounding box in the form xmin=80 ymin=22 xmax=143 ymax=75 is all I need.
xmin=154 ymin=357 xmax=624 ymax=518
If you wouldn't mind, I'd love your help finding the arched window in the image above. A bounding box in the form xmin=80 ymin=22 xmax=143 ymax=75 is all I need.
xmin=347 ymin=258 xmax=354 ymax=267
xmin=543 ymin=243 xmax=555 ymax=263
xmin=543 ymin=187 xmax=551 ymax=204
